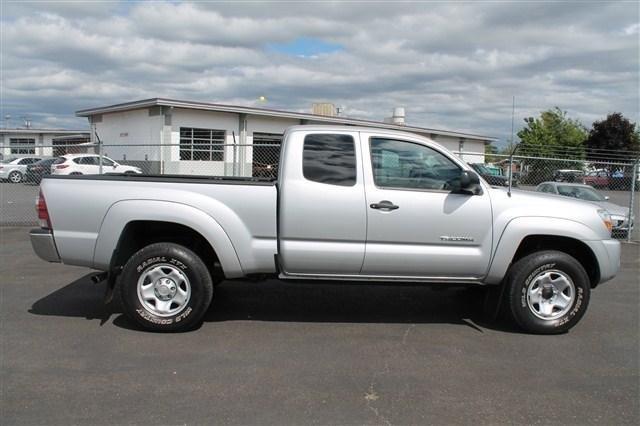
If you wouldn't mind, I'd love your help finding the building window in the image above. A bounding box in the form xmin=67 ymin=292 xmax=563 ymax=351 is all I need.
xmin=252 ymin=132 xmax=282 ymax=177
xmin=179 ymin=127 xmax=225 ymax=161
xmin=10 ymin=138 xmax=36 ymax=154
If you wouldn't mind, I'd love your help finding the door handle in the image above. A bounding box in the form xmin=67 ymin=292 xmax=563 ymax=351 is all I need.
xmin=370 ymin=200 xmax=399 ymax=211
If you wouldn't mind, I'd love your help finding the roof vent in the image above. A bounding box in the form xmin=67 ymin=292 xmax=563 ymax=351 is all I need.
xmin=384 ymin=107 xmax=405 ymax=125
xmin=312 ymin=103 xmax=336 ymax=117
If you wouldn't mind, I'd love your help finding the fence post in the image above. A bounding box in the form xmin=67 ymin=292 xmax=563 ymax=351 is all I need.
xmin=628 ymin=159 xmax=638 ymax=243
xmin=97 ymin=141 xmax=103 ymax=175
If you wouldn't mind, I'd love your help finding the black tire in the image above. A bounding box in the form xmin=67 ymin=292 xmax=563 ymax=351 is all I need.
xmin=8 ymin=170 xmax=22 ymax=183
xmin=119 ymin=242 xmax=214 ymax=332
xmin=505 ymin=250 xmax=590 ymax=334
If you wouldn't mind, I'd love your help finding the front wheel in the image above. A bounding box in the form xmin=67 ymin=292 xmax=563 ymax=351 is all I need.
xmin=8 ymin=171 xmax=23 ymax=183
xmin=119 ymin=242 xmax=214 ymax=332
xmin=505 ymin=250 xmax=590 ymax=334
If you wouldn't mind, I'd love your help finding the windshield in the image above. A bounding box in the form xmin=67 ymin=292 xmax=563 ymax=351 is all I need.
xmin=557 ymin=185 xmax=605 ymax=201
xmin=471 ymin=163 xmax=490 ymax=174
xmin=470 ymin=163 xmax=503 ymax=177
xmin=35 ymin=158 xmax=58 ymax=165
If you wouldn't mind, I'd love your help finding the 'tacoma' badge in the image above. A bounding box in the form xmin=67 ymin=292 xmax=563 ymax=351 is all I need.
xmin=440 ymin=236 xmax=475 ymax=242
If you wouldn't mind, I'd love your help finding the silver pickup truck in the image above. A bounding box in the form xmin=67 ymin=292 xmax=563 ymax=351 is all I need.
xmin=30 ymin=125 xmax=621 ymax=333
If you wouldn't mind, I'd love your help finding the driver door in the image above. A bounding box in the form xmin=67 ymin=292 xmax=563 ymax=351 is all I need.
xmin=361 ymin=134 xmax=493 ymax=278
xmin=101 ymin=157 xmax=118 ymax=173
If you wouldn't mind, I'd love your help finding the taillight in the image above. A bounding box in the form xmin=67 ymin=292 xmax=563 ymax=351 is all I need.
xmin=55 ymin=164 xmax=69 ymax=169
xmin=36 ymin=190 xmax=52 ymax=229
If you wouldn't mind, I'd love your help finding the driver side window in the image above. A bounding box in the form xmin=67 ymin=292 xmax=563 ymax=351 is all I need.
xmin=370 ymin=137 xmax=461 ymax=190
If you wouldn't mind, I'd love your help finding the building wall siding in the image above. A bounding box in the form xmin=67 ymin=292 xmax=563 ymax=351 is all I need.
xmin=85 ymin=107 xmax=487 ymax=173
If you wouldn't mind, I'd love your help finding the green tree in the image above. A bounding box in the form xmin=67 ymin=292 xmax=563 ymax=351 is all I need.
xmin=517 ymin=107 xmax=587 ymax=159
xmin=516 ymin=108 xmax=588 ymax=184
xmin=484 ymin=143 xmax=500 ymax=163
xmin=585 ymin=113 xmax=639 ymax=160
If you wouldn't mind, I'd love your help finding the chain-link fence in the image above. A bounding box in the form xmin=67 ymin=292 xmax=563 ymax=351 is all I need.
xmin=1 ymin=142 xmax=638 ymax=242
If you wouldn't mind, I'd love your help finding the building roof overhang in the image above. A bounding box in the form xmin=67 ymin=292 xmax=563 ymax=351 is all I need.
xmin=76 ymin=98 xmax=497 ymax=143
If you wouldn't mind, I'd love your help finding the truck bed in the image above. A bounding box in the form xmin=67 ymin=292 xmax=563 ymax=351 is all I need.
xmin=41 ymin=174 xmax=278 ymax=276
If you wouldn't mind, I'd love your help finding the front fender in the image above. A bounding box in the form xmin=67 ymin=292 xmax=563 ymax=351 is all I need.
xmin=92 ymin=199 xmax=244 ymax=278
xmin=484 ymin=216 xmax=603 ymax=284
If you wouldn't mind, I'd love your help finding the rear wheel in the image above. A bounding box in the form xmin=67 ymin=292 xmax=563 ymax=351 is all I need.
xmin=8 ymin=171 xmax=22 ymax=183
xmin=119 ymin=242 xmax=214 ymax=332
xmin=505 ymin=250 xmax=590 ymax=334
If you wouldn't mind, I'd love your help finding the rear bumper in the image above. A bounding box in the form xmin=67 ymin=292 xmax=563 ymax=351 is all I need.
xmin=30 ymin=228 xmax=61 ymax=263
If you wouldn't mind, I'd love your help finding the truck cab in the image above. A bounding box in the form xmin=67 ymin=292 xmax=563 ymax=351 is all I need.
xmin=278 ymin=127 xmax=491 ymax=281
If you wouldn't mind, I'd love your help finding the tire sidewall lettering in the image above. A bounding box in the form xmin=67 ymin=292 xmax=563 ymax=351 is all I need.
xmin=136 ymin=256 xmax=188 ymax=273
xmin=136 ymin=306 xmax=193 ymax=325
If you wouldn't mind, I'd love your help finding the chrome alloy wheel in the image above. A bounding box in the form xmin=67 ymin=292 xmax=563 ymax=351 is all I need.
xmin=137 ymin=264 xmax=191 ymax=317
xmin=526 ymin=269 xmax=575 ymax=321
xmin=9 ymin=171 xmax=22 ymax=183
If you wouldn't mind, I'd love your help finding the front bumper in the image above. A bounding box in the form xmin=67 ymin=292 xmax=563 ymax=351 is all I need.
xmin=585 ymin=239 xmax=621 ymax=285
xmin=30 ymin=228 xmax=61 ymax=263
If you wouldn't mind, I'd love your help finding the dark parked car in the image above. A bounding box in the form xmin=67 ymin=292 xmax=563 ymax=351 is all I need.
xmin=24 ymin=158 xmax=60 ymax=184
xmin=469 ymin=163 xmax=513 ymax=187
xmin=553 ymin=169 xmax=584 ymax=182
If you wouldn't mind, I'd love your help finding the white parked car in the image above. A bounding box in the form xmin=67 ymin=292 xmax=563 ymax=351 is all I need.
xmin=51 ymin=154 xmax=142 ymax=176
xmin=0 ymin=157 xmax=44 ymax=183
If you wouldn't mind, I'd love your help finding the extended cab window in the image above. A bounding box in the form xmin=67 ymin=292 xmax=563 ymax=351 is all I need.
xmin=370 ymin=138 xmax=461 ymax=191
xmin=303 ymin=134 xmax=356 ymax=186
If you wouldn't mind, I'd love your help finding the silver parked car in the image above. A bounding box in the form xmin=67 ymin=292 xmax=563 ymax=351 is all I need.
xmin=536 ymin=182 xmax=633 ymax=234
xmin=0 ymin=156 xmax=43 ymax=183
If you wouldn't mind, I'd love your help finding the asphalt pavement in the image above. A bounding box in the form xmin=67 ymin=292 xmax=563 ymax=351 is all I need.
xmin=0 ymin=227 xmax=638 ymax=425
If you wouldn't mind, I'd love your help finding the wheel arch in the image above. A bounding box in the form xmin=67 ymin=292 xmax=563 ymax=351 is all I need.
xmin=510 ymin=235 xmax=599 ymax=287
xmin=485 ymin=217 xmax=602 ymax=287
xmin=93 ymin=199 xmax=244 ymax=279
xmin=110 ymin=221 xmax=225 ymax=283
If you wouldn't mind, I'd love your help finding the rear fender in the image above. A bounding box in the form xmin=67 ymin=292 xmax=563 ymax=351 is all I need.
xmin=93 ymin=200 xmax=243 ymax=278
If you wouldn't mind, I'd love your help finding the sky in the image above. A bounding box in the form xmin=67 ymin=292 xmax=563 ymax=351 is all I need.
xmin=1 ymin=0 xmax=638 ymax=145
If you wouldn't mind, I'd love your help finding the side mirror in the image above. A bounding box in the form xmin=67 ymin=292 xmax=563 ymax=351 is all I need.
xmin=604 ymin=196 xmax=610 ymax=200
xmin=456 ymin=170 xmax=482 ymax=195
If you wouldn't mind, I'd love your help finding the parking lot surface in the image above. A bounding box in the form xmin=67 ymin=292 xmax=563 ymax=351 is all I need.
xmin=1 ymin=227 xmax=638 ymax=425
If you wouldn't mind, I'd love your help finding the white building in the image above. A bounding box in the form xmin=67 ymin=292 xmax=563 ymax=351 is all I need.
xmin=0 ymin=128 xmax=90 ymax=159
xmin=76 ymin=98 xmax=493 ymax=176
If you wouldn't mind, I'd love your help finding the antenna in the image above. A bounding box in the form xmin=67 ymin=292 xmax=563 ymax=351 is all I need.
xmin=508 ymin=96 xmax=517 ymax=197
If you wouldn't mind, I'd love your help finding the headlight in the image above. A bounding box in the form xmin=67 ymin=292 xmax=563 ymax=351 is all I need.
xmin=598 ymin=209 xmax=612 ymax=234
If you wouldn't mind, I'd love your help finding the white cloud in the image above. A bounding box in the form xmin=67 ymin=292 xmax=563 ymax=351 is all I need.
xmin=1 ymin=0 xmax=638 ymax=145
